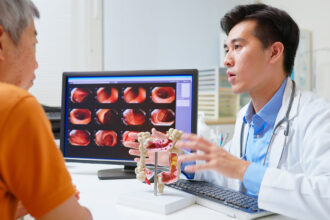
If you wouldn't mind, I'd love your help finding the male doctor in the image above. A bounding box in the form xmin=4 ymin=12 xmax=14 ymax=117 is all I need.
xmin=176 ymin=4 xmax=330 ymax=219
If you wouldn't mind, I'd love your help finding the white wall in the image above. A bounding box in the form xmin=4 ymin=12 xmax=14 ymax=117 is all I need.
xmin=30 ymin=1 xmax=330 ymax=104
xmin=261 ymin=0 xmax=330 ymax=101
xmin=30 ymin=0 xmax=102 ymax=106
xmin=31 ymin=0 xmax=257 ymax=105
xmin=103 ymin=0 xmax=254 ymax=70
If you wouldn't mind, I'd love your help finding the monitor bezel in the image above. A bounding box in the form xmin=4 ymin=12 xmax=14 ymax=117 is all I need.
xmin=60 ymin=69 xmax=198 ymax=165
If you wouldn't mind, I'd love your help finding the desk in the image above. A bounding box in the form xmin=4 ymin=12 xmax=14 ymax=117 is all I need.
xmin=67 ymin=163 xmax=292 ymax=220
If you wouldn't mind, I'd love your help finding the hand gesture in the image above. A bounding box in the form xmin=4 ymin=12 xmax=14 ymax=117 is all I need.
xmin=176 ymin=134 xmax=250 ymax=181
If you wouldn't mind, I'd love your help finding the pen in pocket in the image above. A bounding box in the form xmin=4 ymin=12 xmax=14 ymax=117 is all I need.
xmin=219 ymin=132 xmax=229 ymax=147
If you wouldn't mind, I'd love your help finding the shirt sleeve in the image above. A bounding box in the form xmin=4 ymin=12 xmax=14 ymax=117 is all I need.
xmin=243 ymin=163 xmax=267 ymax=195
xmin=181 ymin=161 xmax=195 ymax=179
xmin=180 ymin=149 xmax=195 ymax=179
xmin=0 ymin=96 xmax=76 ymax=218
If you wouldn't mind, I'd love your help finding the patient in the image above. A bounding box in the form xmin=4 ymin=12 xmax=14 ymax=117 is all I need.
xmin=0 ymin=0 xmax=92 ymax=219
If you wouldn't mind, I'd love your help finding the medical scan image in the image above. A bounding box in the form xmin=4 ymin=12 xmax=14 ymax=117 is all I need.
xmin=96 ymin=109 xmax=119 ymax=125
xmin=122 ymin=131 xmax=139 ymax=146
xmin=70 ymin=109 xmax=91 ymax=125
xmin=151 ymin=109 xmax=175 ymax=126
xmin=96 ymin=87 xmax=119 ymax=103
xmin=123 ymin=87 xmax=146 ymax=103
xmin=69 ymin=129 xmax=91 ymax=146
xmin=151 ymin=87 xmax=175 ymax=103
xmin=123 ymin=109 xmax=146 ymax=125
xmin=70 ymin=88 xmax=91 ymax=103
xmin=66 ymin=83 xmax=176 ymax=157
xmin=95 ymin=130 xmax=117 ymax=147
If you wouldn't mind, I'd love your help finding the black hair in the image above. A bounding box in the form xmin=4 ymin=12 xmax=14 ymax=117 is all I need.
xmin=221 ymin=4 xmax=299 ymax=76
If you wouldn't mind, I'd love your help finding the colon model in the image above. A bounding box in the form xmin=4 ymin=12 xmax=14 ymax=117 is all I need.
xmin=135 ymin=128 xmax=183 ymax=193
xmin=161 ymin=153 xmax=179 ymax=184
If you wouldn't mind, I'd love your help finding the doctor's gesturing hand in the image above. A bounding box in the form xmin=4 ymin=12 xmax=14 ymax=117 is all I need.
xmin=123 ymin=129 xmax=170 ymax=166
xmin=177 ymin=134 xmax=250 ymax=181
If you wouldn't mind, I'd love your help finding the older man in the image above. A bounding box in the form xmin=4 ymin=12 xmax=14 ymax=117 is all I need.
xmin=0 ymin=0 xmax=92 ymax=219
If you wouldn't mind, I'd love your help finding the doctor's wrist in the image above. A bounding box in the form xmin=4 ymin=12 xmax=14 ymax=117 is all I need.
xmin=237 ymin=160 xmax=251 ymax=181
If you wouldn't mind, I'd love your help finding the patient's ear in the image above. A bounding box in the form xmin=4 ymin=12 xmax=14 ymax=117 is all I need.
xmin=0 ymin=26 xmax=5 ymax=61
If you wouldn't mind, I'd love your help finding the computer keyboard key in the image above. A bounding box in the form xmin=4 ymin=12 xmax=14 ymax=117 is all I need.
xmin=168 ymin=179 xmax=273 ymax=219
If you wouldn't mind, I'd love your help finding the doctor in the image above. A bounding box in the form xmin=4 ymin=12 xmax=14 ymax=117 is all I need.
xmin=177 ymin=3 xmax=330 ymax=219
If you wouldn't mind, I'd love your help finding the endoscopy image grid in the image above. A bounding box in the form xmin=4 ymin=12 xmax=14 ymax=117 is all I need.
xmin=65 ymin=83 xmax=176 ymax=160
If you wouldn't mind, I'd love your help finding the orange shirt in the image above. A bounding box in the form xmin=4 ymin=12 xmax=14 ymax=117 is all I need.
xmin=0 ymin=83 xmax=76 ymax=219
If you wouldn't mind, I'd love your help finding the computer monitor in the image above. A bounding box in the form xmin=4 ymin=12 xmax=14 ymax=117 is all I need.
xmin=60 ymin=69 xmax=198 ymax=180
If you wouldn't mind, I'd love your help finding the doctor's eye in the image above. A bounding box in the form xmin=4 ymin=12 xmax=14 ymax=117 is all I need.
xmin=234 ymin=44 xmax=242 ymax=50
xmin=224 ymin=45 xmax=229 ymax=54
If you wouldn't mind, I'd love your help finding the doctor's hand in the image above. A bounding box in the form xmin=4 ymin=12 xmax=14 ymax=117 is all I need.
xmin=123 ymin=129 xmax=170 ymax=166
xmin=177 ymin=134 xmax=250 ymax=181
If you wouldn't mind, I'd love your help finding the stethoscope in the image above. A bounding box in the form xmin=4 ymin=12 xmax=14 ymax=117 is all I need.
xmin=239 ymin=80 xmax=296 ymax=166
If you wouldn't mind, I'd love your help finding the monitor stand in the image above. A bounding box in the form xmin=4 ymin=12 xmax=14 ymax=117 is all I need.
xmin=98 ymin=165 xmax=136 ymax=180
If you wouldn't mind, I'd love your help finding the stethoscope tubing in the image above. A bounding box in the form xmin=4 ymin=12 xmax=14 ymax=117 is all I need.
xmin=240 ymin=80 xmax=296 ymax=165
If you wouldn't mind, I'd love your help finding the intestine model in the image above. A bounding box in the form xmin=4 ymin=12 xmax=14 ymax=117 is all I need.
xmin=135 ymin=128 xmax=183 ymax=194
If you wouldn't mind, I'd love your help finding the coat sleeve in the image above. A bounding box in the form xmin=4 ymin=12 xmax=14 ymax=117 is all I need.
xmin=258 ymin=95 xmax=330 ymax=219
xmin=194 ymin=106 xmax=248 ymax=189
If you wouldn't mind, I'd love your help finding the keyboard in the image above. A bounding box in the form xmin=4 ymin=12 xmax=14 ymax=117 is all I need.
xmin=168 ymin=179 xmax=273 ymax=219
xmin=42 ymin=105 xmax=61 ymax=139
xmin=45 ymin=111 xmax=61 ymax=121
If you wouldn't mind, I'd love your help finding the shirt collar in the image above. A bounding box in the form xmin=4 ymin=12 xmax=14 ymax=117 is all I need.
xmin=243 ymin=78 xmax=288 ymax=127
xmin=243 ymin=101 xmax=255 ymax=124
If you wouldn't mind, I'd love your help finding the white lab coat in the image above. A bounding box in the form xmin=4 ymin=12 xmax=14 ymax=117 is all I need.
xmin=194 ymin=79 xmax=330 ymax=219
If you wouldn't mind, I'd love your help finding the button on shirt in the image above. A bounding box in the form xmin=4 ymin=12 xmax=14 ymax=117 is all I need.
xmin=242 ymin=78 xmax=287 ymax=196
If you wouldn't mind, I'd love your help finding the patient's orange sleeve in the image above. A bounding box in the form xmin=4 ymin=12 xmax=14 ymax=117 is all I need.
xmin=0 ymin=84 xmax=76 ymax=219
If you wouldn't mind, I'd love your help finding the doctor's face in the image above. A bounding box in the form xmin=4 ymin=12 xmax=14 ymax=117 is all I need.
xmin=0 ymin=20 xmax=38 ymax=90
xmin=224 ymin=20 xmax=272 ymax=95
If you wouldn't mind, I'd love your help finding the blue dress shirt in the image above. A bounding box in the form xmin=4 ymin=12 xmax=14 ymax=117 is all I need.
xmin=242 ymin=78 xmax=287 ymax=196
xmin=181 ymin=149 xmax=195 ymax=179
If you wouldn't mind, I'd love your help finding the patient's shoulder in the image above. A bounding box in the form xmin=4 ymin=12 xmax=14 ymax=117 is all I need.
xmin=0 ymin=82 xmax=33 ymax=105
xmin=0 ymin=82 xmax=36 ymax=116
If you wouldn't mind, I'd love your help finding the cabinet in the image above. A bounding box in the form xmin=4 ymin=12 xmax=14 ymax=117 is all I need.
xmin=198 ymin=68 xmax=250 ymax=124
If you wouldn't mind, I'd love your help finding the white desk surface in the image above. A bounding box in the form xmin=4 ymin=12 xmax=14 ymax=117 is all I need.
xmin=68 ymin=163 xmax=292 ymax=220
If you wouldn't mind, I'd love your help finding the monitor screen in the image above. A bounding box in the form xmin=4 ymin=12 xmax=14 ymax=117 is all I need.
xmin=60 ymin=69 xmax=198 ymax=179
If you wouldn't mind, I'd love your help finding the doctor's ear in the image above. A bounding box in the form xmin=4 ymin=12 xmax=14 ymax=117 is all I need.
xmin=268 ymin=41 xmax=284 ymax=64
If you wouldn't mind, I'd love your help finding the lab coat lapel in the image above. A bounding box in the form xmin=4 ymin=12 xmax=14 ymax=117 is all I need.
xmin=268 ymin=79 xmax=300 ymax=167
xmin=268 ymin=126 xmax=286 ymax=167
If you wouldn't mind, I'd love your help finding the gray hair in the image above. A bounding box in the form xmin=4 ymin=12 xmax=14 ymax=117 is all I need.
xmin=0 ymin=0 xmax=40 ymax=45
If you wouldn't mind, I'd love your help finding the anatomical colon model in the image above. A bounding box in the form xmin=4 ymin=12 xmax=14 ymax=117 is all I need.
xmin=135 ymin=128 xmax=183 ymax=193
